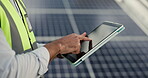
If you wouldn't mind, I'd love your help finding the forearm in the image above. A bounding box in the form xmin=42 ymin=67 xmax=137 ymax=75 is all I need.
xmin=1 ymin=47 xmax=50 ymax=78
xmin=0 ymin=29 xmax=50 ymax=78
xmin=15 ymin=47 xmax=49 ymax=77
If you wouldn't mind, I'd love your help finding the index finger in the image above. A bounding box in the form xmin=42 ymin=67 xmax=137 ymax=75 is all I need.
xmin=81 ymin=32 xmax=87 ymax=37
xmin=79 ymin=35 xmax=92 ymax=41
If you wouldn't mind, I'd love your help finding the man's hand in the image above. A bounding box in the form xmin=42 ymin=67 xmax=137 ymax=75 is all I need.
xmin=44 ymin=32 xmax=91 ymax=62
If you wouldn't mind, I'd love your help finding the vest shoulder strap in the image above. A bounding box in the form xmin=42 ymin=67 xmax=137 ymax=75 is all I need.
xmin=0 ymin=1 xmax=24 ymax=53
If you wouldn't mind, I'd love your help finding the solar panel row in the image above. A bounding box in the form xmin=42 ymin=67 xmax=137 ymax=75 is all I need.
xmin=23 ymin=0 xmax=148 ymax=78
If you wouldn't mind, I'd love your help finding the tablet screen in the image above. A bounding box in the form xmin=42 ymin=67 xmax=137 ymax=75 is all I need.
xmin=81 ymin=24 xmax=118 ymax=52
xmin=63 ymin=23 xmax=120 ymax=63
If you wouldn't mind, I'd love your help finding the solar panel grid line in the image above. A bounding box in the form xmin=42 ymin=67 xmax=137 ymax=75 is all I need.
xmin=42 ymin=15 xmax=48 ymax=36
xmin=65 ymin=21 xmax=73 ymax=34
xmin=30 ymin=14 xmax=74 ymax=36
xmin=68 ymin=0 xmax=121 ymax=9
xmin=60 ymin=63 xmax=70 ymax=78
xmin=58 ymin=18 xmax=66 ymax=35
xmin=54 ymin=61 xmax=62 ymax=78
xmin=47 ymin=15 xmax=54 ymax=36
xmin=52 ymin=16 xmax=58 ymax=36
xmin=36 ymin=15 xmax=42 ymax=36
xmin=93 ymin=49 xmax=122 ymax=77
xmin=89 ymin=41 xmax=148 ymax=77
xmin=27 ymin=8 xmax=125 ymax=15
xmin=111 ymin=36 xmax=148 ymax=42
xmin=118 ymin=51 xmax=138 ymax=77
xmin=107 ymin=43 xmax=130 ymax=77
xmin=104 ymin=40 xmax=148 ymax=72
xmin=120 ymin=42 xmax=147 ymax=77
xmin=35 ymin=25 xmax=148 ymax=41
xmin=47 ymin=16 xmax=53 ymax=36
xmin=115 ymin=47 xmax=139 ymax=77
xmin=73 ymin=14 xmax=146 ymax=36
xmin=93 ymin=53 xmax=108 ymax=77
xmin=99 ymin=49 xmax=117 ymax=78
xmin=130 ymin=42 xmax=148 ymax=77
xmin=54 ymin=17 xmax=62 ymax=36
xmin=46 ymin=59 xmax=68 ymax=78
xmin=63 ymin=7 xmax=79 ymax=34
xmin=140 ymin=49 xmax=148 ymax=63
xmin=58 ymin=16 xmax=67 ymax=35
xmin=60 ymin=61 xmax=72 ymax=78
xmin=129 ymin=58 xmax=146 ymax=77
xmin=105 ymin=46 xmax=126 ymax=77
xmin=62 ymin=0 xmax=96 ymax=78
xmin=24 ymin=0 xmax=64 ymax=8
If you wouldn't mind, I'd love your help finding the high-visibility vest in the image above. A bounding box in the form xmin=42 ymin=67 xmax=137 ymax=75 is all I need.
xmin=0 ymin=0 xmax=37 ymax=54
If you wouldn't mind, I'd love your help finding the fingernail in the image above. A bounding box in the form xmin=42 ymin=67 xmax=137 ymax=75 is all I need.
xmin=84 ymin=32 xmax=86 ymax=34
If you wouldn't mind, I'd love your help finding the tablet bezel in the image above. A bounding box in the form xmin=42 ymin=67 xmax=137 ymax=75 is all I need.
xmin=63 ymin=21 xmax=125 ymax=66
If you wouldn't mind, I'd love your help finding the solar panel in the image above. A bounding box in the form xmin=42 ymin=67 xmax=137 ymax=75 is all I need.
xmin=68 ymin=0 xmax=121 ymax=9
xmin=24 ymin=0 xmax=64 ymax=8
xmin=29 ymin=14 xmax=73 ymax=36
xmin=45 ymin=59 xmax=91 ymax=78
xmin=90 ymin=41 xmax=148 ymax=77
xmin=22 ymin=0 xmax=148 ymax=78
xmin=74 ymin=14 xmax=146 ymax=36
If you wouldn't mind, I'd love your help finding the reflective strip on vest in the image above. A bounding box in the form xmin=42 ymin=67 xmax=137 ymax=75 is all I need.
xmin=18 ymin=0 xmax=27 ymax=13
xmin=15 ymin=0 xmax=38 ymax=50
xmin=0 ymin=1 xmax=37 ymax=54
xmin=0 ymin=1 xmax=24 ymax=53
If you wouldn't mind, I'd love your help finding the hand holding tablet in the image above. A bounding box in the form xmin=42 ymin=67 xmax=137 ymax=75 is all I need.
xmin=62 ymin=21 xmax=125 ymax=66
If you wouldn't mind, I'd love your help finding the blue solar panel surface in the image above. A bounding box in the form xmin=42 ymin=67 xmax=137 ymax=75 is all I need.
xmin=74 ymin=14 xmax=146 ymax=36
xmin=29 ymin=14 xmax=73 ymax=36
xmin=24 ymin=0 xmax=148 ymax=78
xmin=25 ymin=0 xmax=64 ymax=8
xmin=68 ymin=0 xmax=121 ymax=9
xmin=90 ymin=41 xmax=148 ymax=78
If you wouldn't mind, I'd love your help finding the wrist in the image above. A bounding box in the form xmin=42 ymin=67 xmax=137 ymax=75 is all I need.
xmin=45 ymin=42 xmax=61 ymax=54
xmin=44 ymin=41 xmax=61 ymax=61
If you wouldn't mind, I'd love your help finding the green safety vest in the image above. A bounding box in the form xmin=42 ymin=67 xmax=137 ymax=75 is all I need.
xmin=0 ymin=0 xmax=37 ymax=54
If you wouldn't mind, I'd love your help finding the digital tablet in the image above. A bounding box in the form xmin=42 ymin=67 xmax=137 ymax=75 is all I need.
xmin=62 ymin=21 xmax=125 ymax=66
